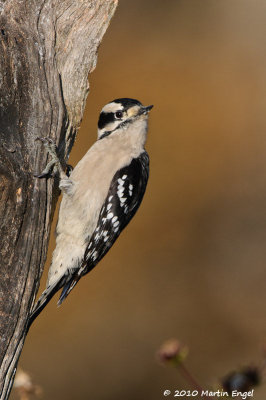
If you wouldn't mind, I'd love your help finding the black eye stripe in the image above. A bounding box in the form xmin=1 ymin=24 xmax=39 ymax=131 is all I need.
xmin=98 ymin=112 xmax=115 ymax=129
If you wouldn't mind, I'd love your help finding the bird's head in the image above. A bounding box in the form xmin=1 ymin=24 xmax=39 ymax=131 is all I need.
xmin=97 ymin=98 xmax=153 ymax=140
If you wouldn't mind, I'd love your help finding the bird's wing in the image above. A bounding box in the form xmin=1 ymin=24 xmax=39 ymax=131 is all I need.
xmin=58 ymin=151 xmax=149 ymax=304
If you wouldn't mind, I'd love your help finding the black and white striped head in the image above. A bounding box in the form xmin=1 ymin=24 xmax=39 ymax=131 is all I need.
xmin=97 ymin=98 xmax=153 ymax=140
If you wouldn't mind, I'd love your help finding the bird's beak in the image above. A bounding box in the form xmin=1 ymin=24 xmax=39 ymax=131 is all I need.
xmin=139 ymin=104 xmax=154 ymax=115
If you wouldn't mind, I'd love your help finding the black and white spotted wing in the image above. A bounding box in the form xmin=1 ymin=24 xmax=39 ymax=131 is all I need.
xmin=58 ymin=151 xmax=149 ymax=303
xmin=85 ymin=150 xmax=149 ymax=271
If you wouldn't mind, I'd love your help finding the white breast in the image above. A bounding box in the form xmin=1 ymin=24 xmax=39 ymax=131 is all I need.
xmin=47 ymin=118 xmax=148 ymax=286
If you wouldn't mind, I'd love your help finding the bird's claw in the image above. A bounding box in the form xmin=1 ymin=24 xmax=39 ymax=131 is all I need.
xmin=35 ymin=137 xmax=61 ymax=179
xmin=66 ymin=164 xmax=73 ymax=177
xmin=36 ymin=137 xmax=54 ymax=144
xmin=33 ymin=172 xmax=49 ymax=179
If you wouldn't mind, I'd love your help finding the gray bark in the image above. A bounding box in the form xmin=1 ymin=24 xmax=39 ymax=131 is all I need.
xmin=0 ymin=1 xmax=118 ymax=398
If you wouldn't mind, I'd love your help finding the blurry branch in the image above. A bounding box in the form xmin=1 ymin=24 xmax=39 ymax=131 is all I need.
xmin=0 ymin=0 xmax=118 ymax=398
xmin=157 ymin=339 xmax=264 ymax=398
xmin=157 ymin=339 xmax=211 ymax=399
xmin=13 ymin=369 xmax=42 ymax=400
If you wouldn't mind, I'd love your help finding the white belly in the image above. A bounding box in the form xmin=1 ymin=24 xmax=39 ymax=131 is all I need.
xmin=47 ymin=132 xmax=142 ymax=286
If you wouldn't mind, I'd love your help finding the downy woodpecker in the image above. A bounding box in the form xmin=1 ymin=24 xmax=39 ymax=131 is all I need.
xmin=30 ymin=98 xmax=153 ymax=323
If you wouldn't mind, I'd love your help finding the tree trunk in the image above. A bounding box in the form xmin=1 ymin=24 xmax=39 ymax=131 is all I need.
xmin=0 ymin=1 xmax=118 ymax=398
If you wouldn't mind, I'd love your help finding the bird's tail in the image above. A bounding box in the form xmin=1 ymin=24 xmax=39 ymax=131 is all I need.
xmin=57 ymin=275 xmax=80 ymax=305
xmin=27 ymin=264 xmax=86 ymax=332
xmin=27 ymin=277 xmax=65 ymax=330
xmin=57 ymin=260 xmax=88 ymax=305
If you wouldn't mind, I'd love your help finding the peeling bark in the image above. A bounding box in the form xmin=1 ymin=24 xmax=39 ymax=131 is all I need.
xmin=0 ymin=1 xmax=118 ymax=398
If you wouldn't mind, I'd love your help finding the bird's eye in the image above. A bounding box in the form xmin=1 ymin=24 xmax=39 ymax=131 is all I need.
xmin=115 ymin=111 xmax=123 ymax=119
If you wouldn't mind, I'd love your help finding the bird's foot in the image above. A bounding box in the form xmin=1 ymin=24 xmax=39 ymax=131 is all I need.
xmin=66 ymin=164 xmax=73 ymax=177
xmin=34 ymin=137 xmax=62 ymax=178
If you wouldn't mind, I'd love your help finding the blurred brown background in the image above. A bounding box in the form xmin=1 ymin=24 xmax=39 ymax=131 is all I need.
xmin=12 ymin=0 xmax=266 ymax=399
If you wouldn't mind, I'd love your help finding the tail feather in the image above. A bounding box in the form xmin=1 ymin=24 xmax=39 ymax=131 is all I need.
xmin=27 ymin=268 xmax=84 ymax=332
xmin=58 ymin=275 xmax=80 ymax=305
xmin=27 ymin=276 xmax=65 ymax=330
